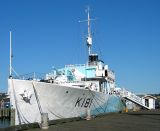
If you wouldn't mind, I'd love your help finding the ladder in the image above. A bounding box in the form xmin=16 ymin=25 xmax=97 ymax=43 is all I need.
xmin=120 ymin=89 xmax=150 ymax=110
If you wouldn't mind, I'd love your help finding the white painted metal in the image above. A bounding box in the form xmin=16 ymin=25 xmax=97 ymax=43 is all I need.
xmin=9 ymin=31 xmax=12 ymax=76
xmin=142 ymin=95 xmax=156 ymax=109
xmin=149 ymin=99 xmax=154 ymax=109
xmin=9 ymin=78 xmax=123 ymax=125
xmin=79 ymin=7 xmax=95 ymax=55
xmin=87 ymin=7 xmax=92 ymax=55
xmin=120 ymin=89 xmax=150 ymax=110
xmin=8 ymin=8 xmax=125 ymax=126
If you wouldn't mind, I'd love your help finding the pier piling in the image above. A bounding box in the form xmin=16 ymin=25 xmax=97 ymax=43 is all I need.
xmin=10 ymin=108 xmax=15 ymax=126
xmin=0 ymin=108 xmax=10 ymax=118
xmin=0 ymin=108 xmax=15 ymax=126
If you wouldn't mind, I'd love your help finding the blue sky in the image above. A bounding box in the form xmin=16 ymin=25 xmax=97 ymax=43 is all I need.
xmin=0 ymin=0 xmax=160 ymax=93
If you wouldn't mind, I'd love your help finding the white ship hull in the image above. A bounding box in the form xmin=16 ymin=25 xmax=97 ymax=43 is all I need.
xmin=8 ymin=78 xmax=125 ymax=125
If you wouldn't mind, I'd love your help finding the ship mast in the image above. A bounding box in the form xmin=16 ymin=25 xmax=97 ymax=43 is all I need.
xmin=86 ymin=7 xmax=92 ymax=55
xmin=9 ymin=31 xmax=12 ymax=77
xmin=9 ymin=32 xmax=19 ymax=78
xmin=79 ymin=7 xmax=95 ymax=56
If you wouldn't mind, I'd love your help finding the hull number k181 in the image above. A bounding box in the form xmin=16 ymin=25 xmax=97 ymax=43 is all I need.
xmin=75 ymin=97 xmax=93 ymax=108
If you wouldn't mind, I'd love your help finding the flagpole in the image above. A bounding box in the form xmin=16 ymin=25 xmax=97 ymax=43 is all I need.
xmin=9 ymin=31 xmax=12 ymax=77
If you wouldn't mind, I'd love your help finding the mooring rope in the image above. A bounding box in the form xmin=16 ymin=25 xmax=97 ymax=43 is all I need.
xmin=11 ymin=78 xmax=22 ymax=125
xmin=32 ymin=82 xmax=43 ymax=115
xmin=89 ymin=89 xmax=106 ymax=112
xmin=47 ymin=107 xmax=64 ymax=119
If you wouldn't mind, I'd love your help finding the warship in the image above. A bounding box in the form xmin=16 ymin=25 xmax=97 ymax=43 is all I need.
xmin=8 ymin=8 xmax=126 ymax=125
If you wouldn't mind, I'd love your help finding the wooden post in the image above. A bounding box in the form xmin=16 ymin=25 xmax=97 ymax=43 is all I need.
xmin=0 ymin=109 xmax=2 ymax=118
xmin=7 ymin=108 xmax=10 ymax=118
xmin=10 ymin=109 xmax=15 ymax=126
xmin=2 ymin=109 xmax=5 ymax=117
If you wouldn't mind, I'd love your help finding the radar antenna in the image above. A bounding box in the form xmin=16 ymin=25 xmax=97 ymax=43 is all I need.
xmin=79 ymin=7 xmax=96 ymax=56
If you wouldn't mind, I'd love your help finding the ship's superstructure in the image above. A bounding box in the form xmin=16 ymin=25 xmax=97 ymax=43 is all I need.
xmin=8 ymin=8 xmax=126 ymax=125
xmin=44 ymin=7 xmax=116 ymax=94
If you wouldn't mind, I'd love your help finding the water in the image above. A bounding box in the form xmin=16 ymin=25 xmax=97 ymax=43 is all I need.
xmin=0 ymin=119 xmax=10 ymax=128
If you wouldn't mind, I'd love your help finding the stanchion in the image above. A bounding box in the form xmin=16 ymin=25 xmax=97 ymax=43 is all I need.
xmin=10 ymin=109 xmax=15 ymax=126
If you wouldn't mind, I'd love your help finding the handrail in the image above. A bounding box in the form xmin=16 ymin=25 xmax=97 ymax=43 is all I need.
xmin=120 ymin=89 xmax=150 ymax=110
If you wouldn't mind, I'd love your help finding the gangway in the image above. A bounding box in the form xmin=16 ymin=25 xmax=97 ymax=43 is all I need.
xmin=120 ymin=89 xmax=150 ymax=110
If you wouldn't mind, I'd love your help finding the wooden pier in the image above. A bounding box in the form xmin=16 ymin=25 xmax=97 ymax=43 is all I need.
xmin=0 ymin=108 xmax=10 ymax=118
xmin=0 ymin=108 xmax=15 ymax=126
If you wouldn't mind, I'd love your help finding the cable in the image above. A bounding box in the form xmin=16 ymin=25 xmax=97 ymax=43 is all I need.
xmin=47 ymin=109 xmax=64 ymax=119
xmin=32 ymin=82 xmax=43 ymax=115
xmin=90 ymin=91 xmax=106 ymax=113
xmin=11 ymin=78 xmax=22 ymax=125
